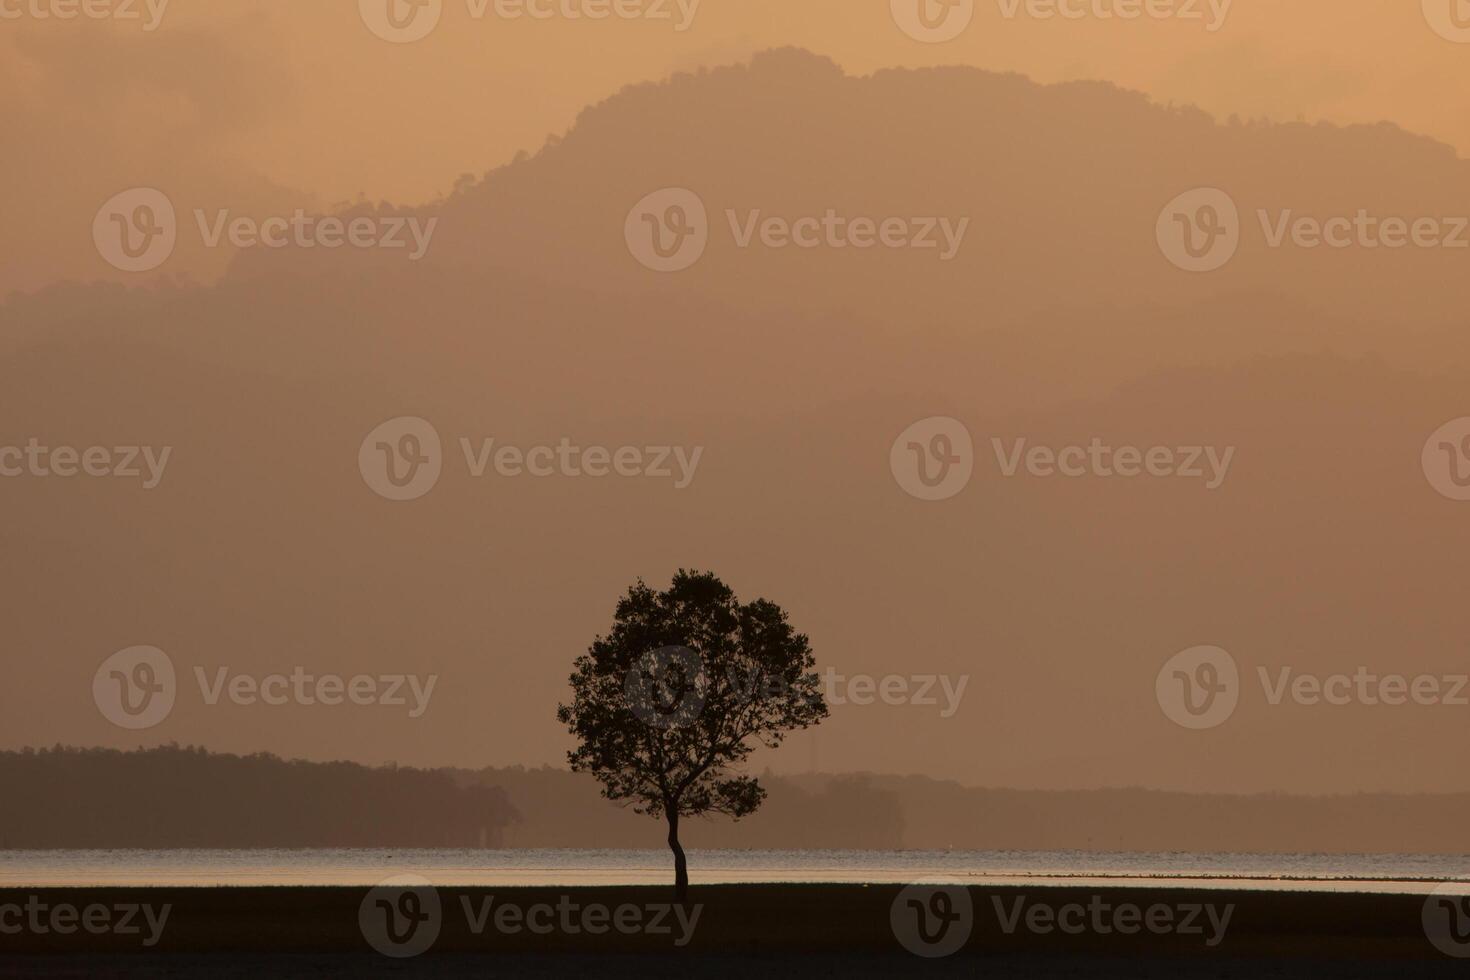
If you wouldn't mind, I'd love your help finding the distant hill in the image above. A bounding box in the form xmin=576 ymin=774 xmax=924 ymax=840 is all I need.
xmin=226 ymin=47 xmax=1470 ymax=339
xmin=0 ymin=746 xmax=516 ymax=849
xmin=459 ymin=765 xmax=1470 ymax=855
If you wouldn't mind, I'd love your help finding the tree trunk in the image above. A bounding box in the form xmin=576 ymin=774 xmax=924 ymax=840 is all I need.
xmin=666 ymin=806 xmax=689 ymax=903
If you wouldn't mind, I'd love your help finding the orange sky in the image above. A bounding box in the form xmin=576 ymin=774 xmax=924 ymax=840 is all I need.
xmin=3 ymin=0 xmax=1469 ymax=294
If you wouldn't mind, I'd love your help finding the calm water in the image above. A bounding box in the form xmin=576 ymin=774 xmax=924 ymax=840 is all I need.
xmin=2 ymin=849 xmax=1468 ymax=893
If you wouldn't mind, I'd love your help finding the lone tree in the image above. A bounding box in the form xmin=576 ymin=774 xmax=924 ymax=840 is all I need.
xmin=557 ymin=570 xmax=827 ymax=901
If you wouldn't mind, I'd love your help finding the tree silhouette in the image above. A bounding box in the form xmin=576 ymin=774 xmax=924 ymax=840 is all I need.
xmin=557 ymin=570 xmax=828 ymax=901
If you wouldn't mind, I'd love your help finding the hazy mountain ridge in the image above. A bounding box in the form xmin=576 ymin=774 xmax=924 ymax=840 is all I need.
xmin=215 ymin=47 xmax=1470 ymax=331
xmin=0 ymin=746 xmax=516 ymax=849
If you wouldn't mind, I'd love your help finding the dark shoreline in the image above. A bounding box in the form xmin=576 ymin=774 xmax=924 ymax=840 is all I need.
xmin=1 ymin=882 xmax=1466 ymax=977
